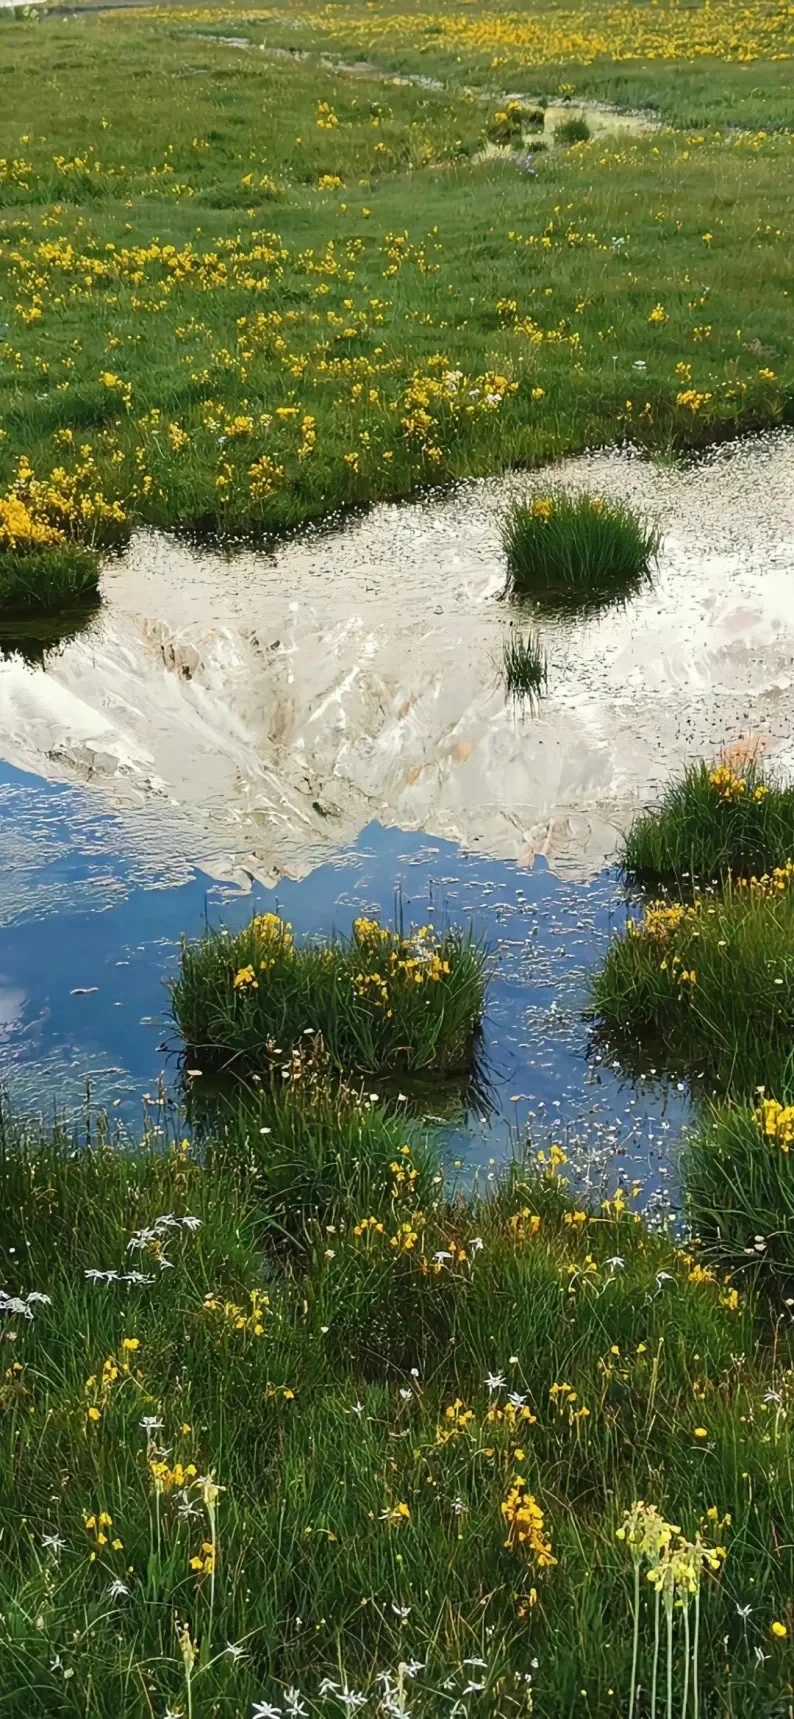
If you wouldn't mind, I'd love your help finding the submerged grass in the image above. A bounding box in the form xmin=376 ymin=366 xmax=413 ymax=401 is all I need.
xmin=591 ymin=867 xmax=794 ymax=1095
xmin=2 ymin=1053 xmax=794 ymax=1716
xmin=502 ymin=625 xmax=548 ymax=700
xmin=501 ymin=489 xmax=659 ymax=614
xmin=171 ymin=911 xmax=486 ymax=1078
xmin=624 ymin=757 xmax=794 ymax=883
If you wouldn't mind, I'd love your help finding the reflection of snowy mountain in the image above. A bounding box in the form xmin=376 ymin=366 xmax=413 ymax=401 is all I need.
xmin=0 ymin=431 xmax=793 ymax=886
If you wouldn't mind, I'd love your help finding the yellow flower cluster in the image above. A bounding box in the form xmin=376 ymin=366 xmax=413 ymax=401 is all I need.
xmin=737 ymin=859 xmax=794 ymax=897
xmin=0 ymin=493 xmax=62 ymax=550
xmin=190 ymin=1539 xmax=216 ymax=1575
xmin=390 ymin=1216 xmax=425 ymax=1253
xmin=436 ymin=1397 xmax=476 ymax=1445
xmin=501 ymin=1480 xmax=556 ymax=1568
xmin=634 ymin=900 xmax=695 ymax=942
xmin=709 ymin=764 xmax=750 ymax=802
xmin=755 ymin=1097 xmax=794 ymax=1153
xmin=549 ymin=1380 xmax=591 ymax=1424
xmin=83 ymin=1509 xmax=124 ymax=1555
xmin=508 ymin=1206 xmax=542 ymax=1242
xmin=485 ymin=1399 xmax=537 ymax=1428
xmin=390 ymin=1146 xmax=419 ymax=1198
xmin=202 ymin=1287 xmax=270 ymax=1335
xmin=617 ymin=1500 xmax=726 ymax=1602
xmin=269 ymin=0 xmax=792 ymax=69
xmin=352 ymin=1214 xmax=385 ymax=1238
xmin=149 ymin=1458 xmax=198 ymax=1495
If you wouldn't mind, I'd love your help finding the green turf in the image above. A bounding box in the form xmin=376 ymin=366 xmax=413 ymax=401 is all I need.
xmin=0 ymin=6 xmax=790 ymax=547
xmin=1 ymin=1068 xmax=793 ymax=1717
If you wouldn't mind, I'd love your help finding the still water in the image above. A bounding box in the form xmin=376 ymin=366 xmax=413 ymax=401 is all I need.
xmin=0 ymin=757 xmax=687 ymax=1210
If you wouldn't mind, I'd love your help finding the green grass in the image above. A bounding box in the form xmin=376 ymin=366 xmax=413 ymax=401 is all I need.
xmin=685 ymin=1094 xmax=794 ymax=1286
xmin=591 ymin=872 xmax=794 ymax=1096
xmin=501 ymin=489 xmax=659 ymax=614
xmin=2 ymin=1069 xmax=794 ymax=1717
xmin=502 ymin=625 xmax=548 ymax=700
xmin=170 ymin=910 xmax=486 ymax=1078
xmin=0 ymin=10 xmax=790 ymax=545
xmin=623 ymin=758 xmax=794 ymax=884
xmin=0 ymin=542 xmax=100 ymax=614
xmin=554 ymin=116 xmax=591 ymax=145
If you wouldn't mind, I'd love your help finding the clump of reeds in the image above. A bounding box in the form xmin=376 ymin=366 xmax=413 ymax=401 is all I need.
xmin=0 ymin=544 xmax=100 ymax=614
xmin=502 ymin=626 xmax=548 ymax=700
xmin=554 ymin=115 xmax=591 ymax=144
xmin=501 ymin=488 xmax=658 ymax=614
xmin=591 ymin=866 xmax=794 ymax=1095
xmin=623 ymin=757 xmax=794 ymax=883
xmin=171 ymin=910 xmax=486 ymax=1078
xmin=685 ymin=1091 xmax=794 ymax=1283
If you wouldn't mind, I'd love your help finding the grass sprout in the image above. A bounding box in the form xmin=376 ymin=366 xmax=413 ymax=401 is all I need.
xmin=502 ymin=626 xmax=548 ymax=700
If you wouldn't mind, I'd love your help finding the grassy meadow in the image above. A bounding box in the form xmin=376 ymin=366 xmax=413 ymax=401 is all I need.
xmin=0 ymin=0 xmax=791 ymax=567
xmin=5 ymin=1061 xmax=794 ymax=1719
xmin=3 ymin=1 xmax=794 ymax=1714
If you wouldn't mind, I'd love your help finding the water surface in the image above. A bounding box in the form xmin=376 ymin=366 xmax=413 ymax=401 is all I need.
xmin=0 ymin=759 xmax=686 ymax=1209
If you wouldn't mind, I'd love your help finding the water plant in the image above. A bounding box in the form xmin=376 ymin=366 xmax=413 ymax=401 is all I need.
xmin=591 ymin=866 xmax=794 ymax=1095
xmin=502 ymin=625 xmax=548 ymax=699
xmin=171 ymin=911 xmax=486 ymax=1077
xmin=501 ymin=489 xmax=659 ymax=613
xmin=623 ymin=757 xmax=794 ymax=883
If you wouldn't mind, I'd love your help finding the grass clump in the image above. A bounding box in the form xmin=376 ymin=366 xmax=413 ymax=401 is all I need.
xmin=501 ymin=489 xmax=659 ymax=614
xmin=554 ymin=114 xmax=592 ymax=144
xmin=171 ymin=910 xmax=486 ymax=1078
xmin=0 ymin=543 xmax=100 ymax=614
xmin=502 ymin=625 xmax=547 ymax=700
xmin=591 ymin=867 xmax=794 ymax=1095
xmin=624 ymin=757 xmax=794 ymax=883
xmin=685 ymin=1093 xmax=794 ymax=1285
xmin=3 ymin=1074 xmax=794 ymax=1716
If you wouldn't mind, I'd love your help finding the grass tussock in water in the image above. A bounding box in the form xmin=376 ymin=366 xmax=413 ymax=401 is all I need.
xmin=2 ymin=1053 xmax=794 ymax=1716
xmin=0 ymin=544 xmax=100 ymax=615
xmin=624 ymin=757 xmax=794 ymax=883
xmin=171 ymin=911 xmax=486 ymax=1078
xmin=501 ymin=489 xmax=659 ymax=613
xmin=502 ymin=626 xmax=548 ymax=699
xmin=686 ymin=1093 xmax=794 ymax=1285
xmin=592 ymin=867 xmax=794 ymax=1095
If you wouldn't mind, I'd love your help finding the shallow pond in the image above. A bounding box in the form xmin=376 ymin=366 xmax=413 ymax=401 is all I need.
xmin=1 ymin=433 xmax=792 ymax=1204
xmin=0 ymin=756 xmax=686 ymax=1208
